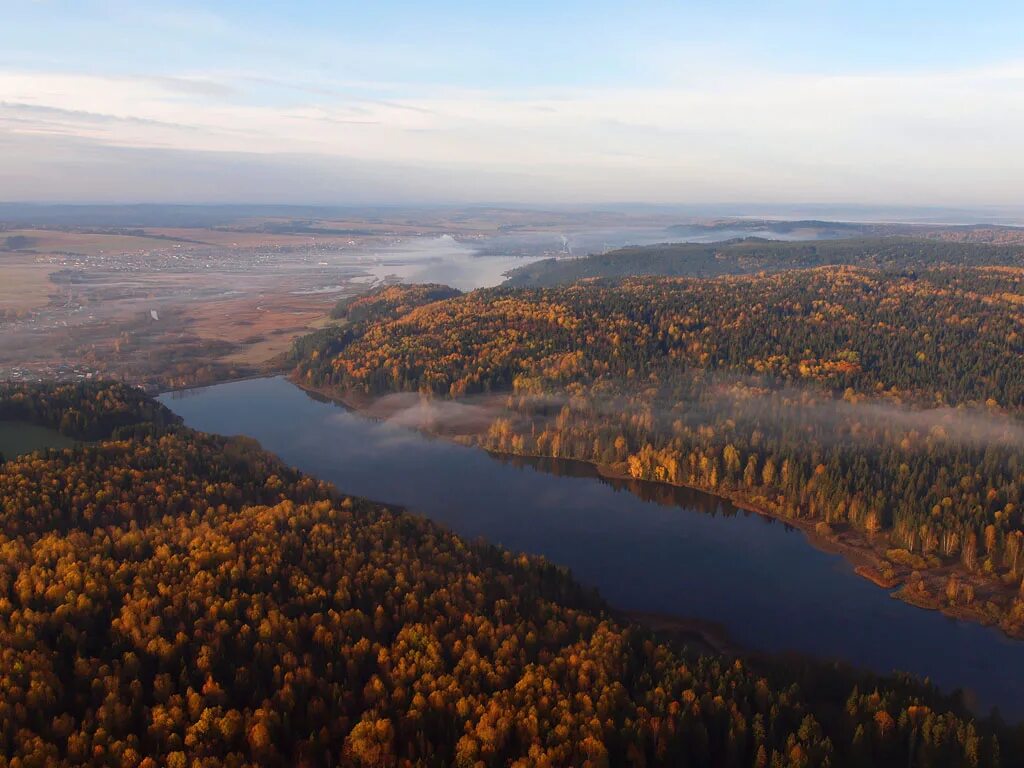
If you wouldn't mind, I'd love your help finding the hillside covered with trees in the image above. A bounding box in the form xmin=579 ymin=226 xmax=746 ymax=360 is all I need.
xmin=293 ymin=267 xmax=1024 ymax=637
xmin=503 ymin=238 xmax=1024 ymax=287
xmin=0 ymin=381 xmax=181 ymax=440
xmin=2 ymin=382 xmax=1020 ymax=766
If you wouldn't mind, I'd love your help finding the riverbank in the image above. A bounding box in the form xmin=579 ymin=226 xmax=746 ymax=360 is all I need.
xmin=291 ymin=376 xmax=1024 ymax=642
xmin=590 ymin=460 xmax=888 ymax=574
xmin=590 ymin=461 xmax=1019 ymax=638
xmin=480 ymin=442 xmax=1019 ymax=638
xmin=155 ymin=369 xmax=284 ymax=397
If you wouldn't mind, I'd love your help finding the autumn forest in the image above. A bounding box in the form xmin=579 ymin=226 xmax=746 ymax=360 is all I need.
xmin=294 ymin=265 xmax=1024 ymax=638
xmin=1 ymin=381 xmax=1021 ymax=767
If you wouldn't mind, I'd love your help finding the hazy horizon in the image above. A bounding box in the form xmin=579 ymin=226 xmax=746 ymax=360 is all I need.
xmin=2 ymin=1 xmax=1024 ymax=206
xmin=3 ymin=201 xmax=1024 ymax=228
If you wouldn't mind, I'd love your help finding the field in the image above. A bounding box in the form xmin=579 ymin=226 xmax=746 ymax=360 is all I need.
xmin=0 ymin=420 xmax=75 ymax=457
xmin=1 ymin=228 xmax=192 ymax=255
xmin=0 ymin=256 xmax=56 ymax=314
xmin=0 ymin=228 xmax=362 ymax=388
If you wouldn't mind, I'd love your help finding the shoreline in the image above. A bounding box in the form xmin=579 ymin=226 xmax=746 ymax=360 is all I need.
xmin=286 ymin=375 xmax=1023 ymax=642
xmin=590 ymin=461 xmax=915 ymax=590
xmin=511 ymin=450 xmax=1020 ymax=639
xmin=155 ymin=370 xmax=283 ymax=398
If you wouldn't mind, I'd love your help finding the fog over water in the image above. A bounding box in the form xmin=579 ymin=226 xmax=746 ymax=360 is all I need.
xmin=332 ymin=224 xmax=837 ymax=292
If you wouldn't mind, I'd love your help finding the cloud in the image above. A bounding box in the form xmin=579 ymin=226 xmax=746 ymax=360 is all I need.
xmin=145 ymin=76 xmax=238 ymax=100
xmin=0 ymin=101 xmax=202 ymax=131
xmin=1 ymin=62 xmax=1023 ymax=204
xmin=372 ymin=393 xmax=496 ymax=434
xmin=0 ymin=133 xmax=551 ymax=205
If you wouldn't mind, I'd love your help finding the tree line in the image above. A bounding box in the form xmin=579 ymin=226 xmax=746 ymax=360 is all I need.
xmin=0 ymin=381 xmax=181 ymax=441
xmin=503 ymin=237 xmax=1024 ymax=287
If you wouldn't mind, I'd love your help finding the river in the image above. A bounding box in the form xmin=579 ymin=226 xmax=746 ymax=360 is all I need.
xmin=159 ymin=375 xmax=1024 ymax=718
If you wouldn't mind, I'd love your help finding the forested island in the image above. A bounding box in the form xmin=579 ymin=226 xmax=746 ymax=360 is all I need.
xmin=293 ymin=266 xmax=1024 ymax=638
xmin=1 ymin=380 xmax=1022 ymax=766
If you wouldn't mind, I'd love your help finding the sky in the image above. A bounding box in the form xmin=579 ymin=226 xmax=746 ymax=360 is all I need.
xmin=2 ymin=0 xmax=1024 ymax=207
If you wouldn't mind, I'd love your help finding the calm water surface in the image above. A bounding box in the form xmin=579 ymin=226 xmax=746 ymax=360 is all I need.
xmin=160 ymin=376 xmax=1024 ymax=717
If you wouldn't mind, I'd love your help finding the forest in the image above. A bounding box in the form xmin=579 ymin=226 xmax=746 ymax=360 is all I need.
xmin=293 ymin=268 xmax=1024 ymax=637
xmin=2 ymin=381 xmax=1021 ymax=766
xmin=502 ymin=238 xmax=1024 ymax=287
xmin=0 ymin=381 xmax=182 ymax=440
